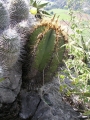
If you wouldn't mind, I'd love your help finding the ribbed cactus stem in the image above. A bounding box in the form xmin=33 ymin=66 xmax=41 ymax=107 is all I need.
xmin=0 ymin=0 xmax=9 ymax=34
xmin=0 ymin=28 xmax=20 ymax=68
xmin=9 ymin=0 xmax=29 ymax=25
xmin=23 ymin=16 xmax=68 ymax=84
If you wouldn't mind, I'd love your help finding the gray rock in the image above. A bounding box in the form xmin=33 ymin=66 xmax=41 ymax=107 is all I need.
xmin=32 ymin=100 xmax=54 ymax=120
xmin=19 ymin=79 xmax=79 ymax=120
xmin=0 ymin=62 xmax=22 ymax=103
xmin=32 ymin=79 xmax=79 ymax=120
xmin=20 ymin=90 xmax=41 ymax=119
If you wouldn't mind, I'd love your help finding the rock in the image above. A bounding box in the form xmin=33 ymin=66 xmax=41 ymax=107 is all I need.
xmin=0 ymin=99 xmax=20 ymax=120
xmin=20 ymin=90 xmax=41 ymax=119
xmin=32 ymin=79 xmax=79 ymax=120
xmin=0 ymin=61 xmax=22 ymax=103
xmin=19 ymin=79 xmax=80 ymax=120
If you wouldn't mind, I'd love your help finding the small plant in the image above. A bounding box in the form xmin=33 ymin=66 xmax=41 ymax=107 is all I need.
xmin=30 ymin=0 xmax=50 ymax=18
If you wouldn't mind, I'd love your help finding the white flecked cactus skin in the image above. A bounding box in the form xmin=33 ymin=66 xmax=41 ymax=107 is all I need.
xmin=0 ymin=0 xmax=23 ymax=69
xmin=0 ymin=0 xmax=9 ymax=34
xmin=0 ymin=29 xmax=20 ymax=68
xmin=0 ymin=0 xmax=36 ymax=103
xmin=0 ymin=0 xmax=34 ymax=69
xmin=9 ymin=0 xmax=29 ymax=25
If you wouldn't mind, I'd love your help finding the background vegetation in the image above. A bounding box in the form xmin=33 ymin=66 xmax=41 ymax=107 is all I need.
xmin=38 ymin=0 xmax=90 ymax=118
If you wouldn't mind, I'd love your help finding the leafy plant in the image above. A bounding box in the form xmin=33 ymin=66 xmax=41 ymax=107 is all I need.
xmin=30 ymin=0 xmax=50 ymax=18
xmin=59 ymin=0 xmax=90 ymax=117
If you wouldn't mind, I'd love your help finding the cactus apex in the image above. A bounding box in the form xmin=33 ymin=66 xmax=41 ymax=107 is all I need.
xmin=0 ymin=28 xmax=20 ymax=68
xmin=9 ymin=0 xmax=29 ymax=25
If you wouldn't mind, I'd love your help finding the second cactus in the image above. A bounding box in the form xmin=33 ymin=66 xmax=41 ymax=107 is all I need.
xmin=24 ymin=16 xmax=68 ymax=84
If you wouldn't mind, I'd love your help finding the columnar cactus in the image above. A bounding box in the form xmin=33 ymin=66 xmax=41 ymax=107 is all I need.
xmin=0 ymin=0 xmax=9 ymax=34
xmin=9 ymin=0 xmax=29 ymax=25
xmin=0 ymin=0 xmax=36 ymax=104
xmin=23 ymin=16 xmax=68 ymax=85
xmin=0 ymin=29 xmax=20 ymax=69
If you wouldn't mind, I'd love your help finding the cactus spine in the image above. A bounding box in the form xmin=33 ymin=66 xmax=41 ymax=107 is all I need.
xmin=0 ymin=0 xmax=9 ymax=34
xmin=9 ymin=0 xmax=29 ymax=25
xmin=25 ymin=16 xmax=68 ymax=84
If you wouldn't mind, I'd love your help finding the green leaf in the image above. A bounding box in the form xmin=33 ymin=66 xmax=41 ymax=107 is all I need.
xmin=37 ymin=2 xmax=49 ymax=9
xmin=87 ymin=79 xmax=90 ymax=85
xmin=67 ymin=90 xmax=71 ymax=96
xmin=33 ymin=1 xmax=37 ymax=8
xmin=41 ymin=10 xmax=50 ymax=15
xmin=30 ymin=0 xmax=34 ymax=5
xmin=60 ymin=75 xmax=65 ymax=79
xmin=71 ymin=92 xmax=90 ymax=97
xmin=83 ymin=110 xmax=90 ymax=116
xmin=81 ymin=36 xmax=87 ymax=50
